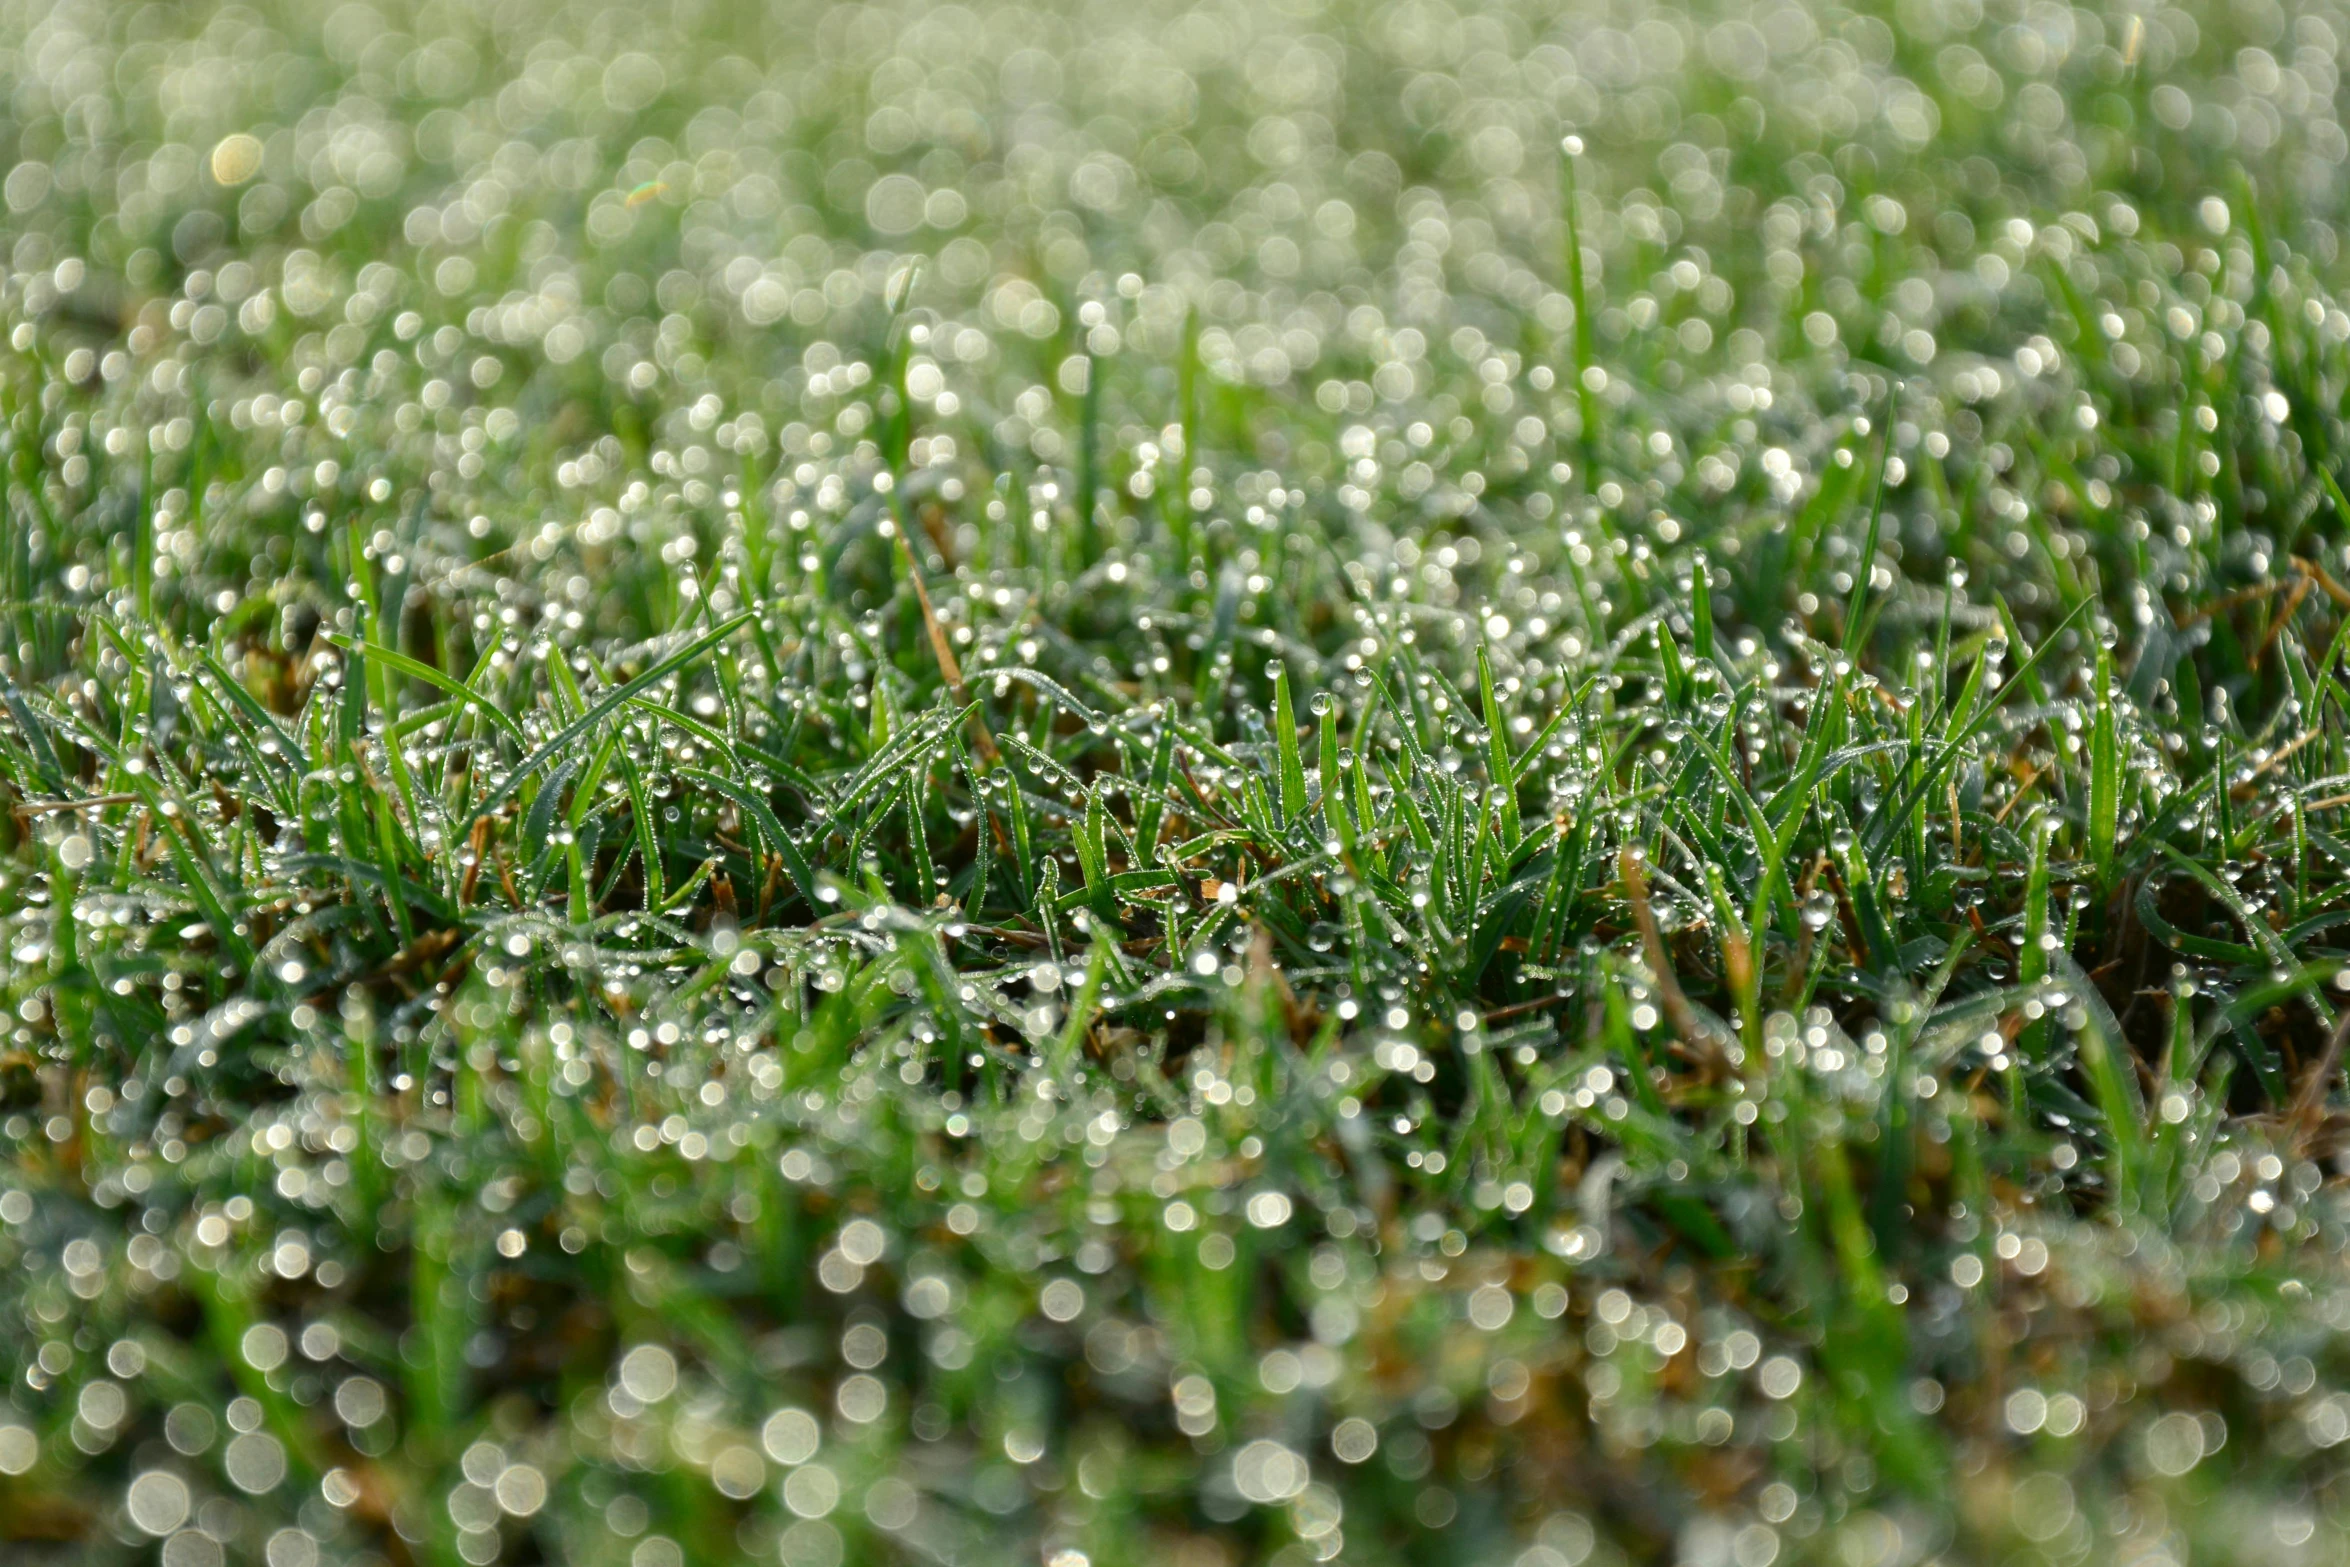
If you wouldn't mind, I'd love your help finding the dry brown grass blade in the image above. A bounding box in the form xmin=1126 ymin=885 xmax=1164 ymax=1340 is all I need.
xmin=891 ymin=516 xmax=1000 ymax=767
xmin=1620 ymin=844 xmax=1722 ymax=1070
xmin=2251 ymin=571 xmax=2314 ymax=671
xmin=2291 ymin=992 xmax=2350 ymax=1153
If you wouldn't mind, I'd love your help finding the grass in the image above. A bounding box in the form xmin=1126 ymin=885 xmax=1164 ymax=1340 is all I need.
xmin=6 ymin=0 xmax=2350 ymax=1562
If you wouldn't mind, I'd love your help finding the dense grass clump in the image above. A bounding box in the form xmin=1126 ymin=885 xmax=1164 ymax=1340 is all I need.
xmin=13 ymin=0 xmax=2350 ymax=1561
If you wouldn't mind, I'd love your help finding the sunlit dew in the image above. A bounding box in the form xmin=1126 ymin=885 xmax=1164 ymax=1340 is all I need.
xmin=10 ymin=0 xmax=2350 ymax=1561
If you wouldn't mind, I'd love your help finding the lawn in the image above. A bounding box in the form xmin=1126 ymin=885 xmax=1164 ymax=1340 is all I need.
xmin=5 ymin=0 xmax=2350 ymax=1562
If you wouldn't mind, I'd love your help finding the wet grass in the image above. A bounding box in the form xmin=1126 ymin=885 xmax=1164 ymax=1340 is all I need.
xmin=8 ymin=0 xmax=2350 ymax=1562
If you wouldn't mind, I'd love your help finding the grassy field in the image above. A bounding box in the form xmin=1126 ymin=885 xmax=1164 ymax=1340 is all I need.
xmin=9 ymin=0 xmax=2350 ymax=1561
